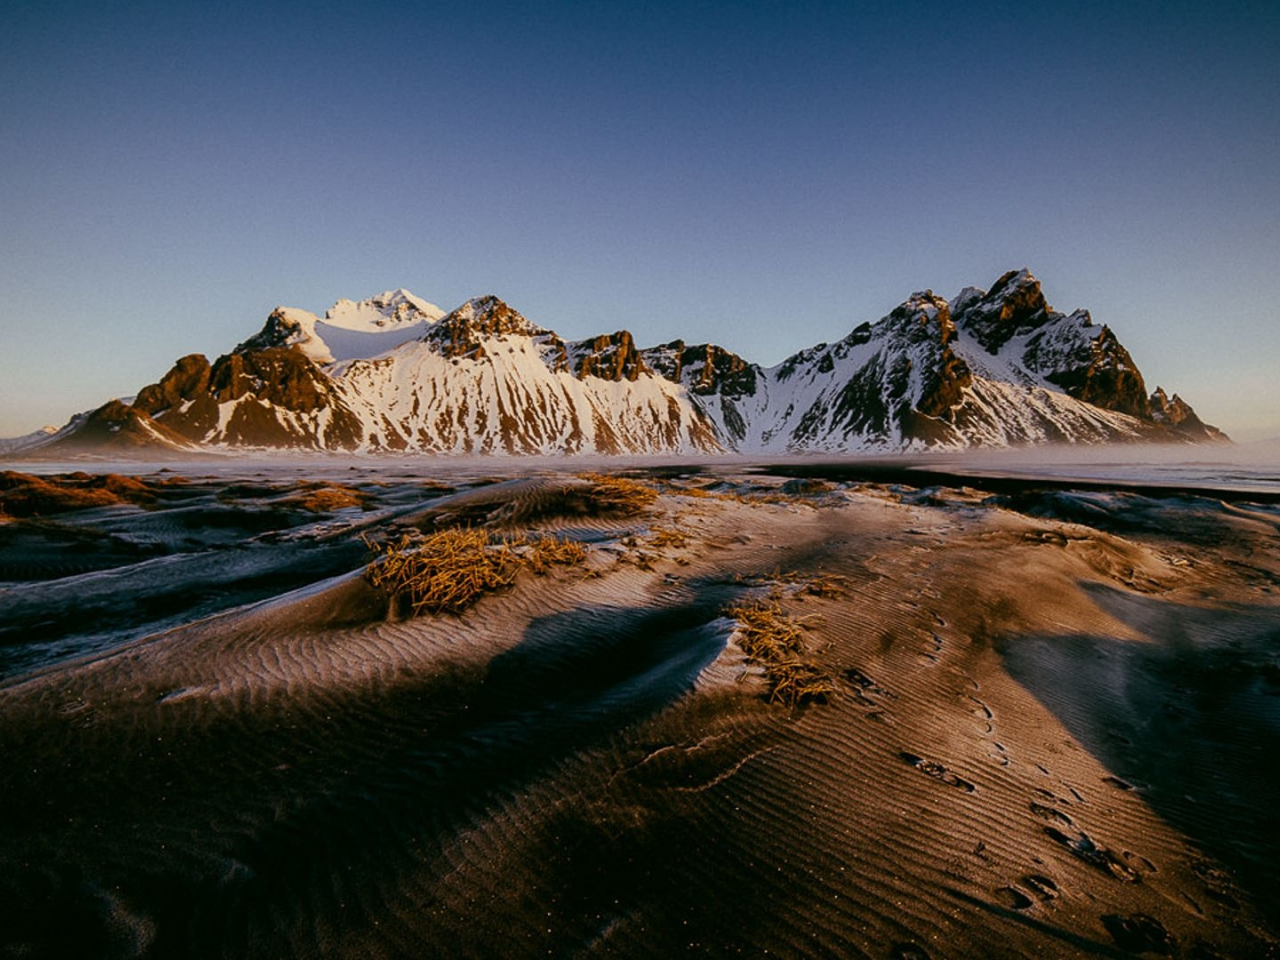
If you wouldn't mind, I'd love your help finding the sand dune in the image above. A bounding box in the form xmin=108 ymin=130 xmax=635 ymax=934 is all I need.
xmin=0 ymin=466 xmax=1276 ymax=958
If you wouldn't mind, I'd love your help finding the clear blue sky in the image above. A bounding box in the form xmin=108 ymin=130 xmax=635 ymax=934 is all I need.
xmin=2 ymin=0 xmax=1277 ymax=440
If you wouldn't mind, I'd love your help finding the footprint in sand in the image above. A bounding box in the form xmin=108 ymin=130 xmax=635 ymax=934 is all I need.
xmin=917 ymin=632 xmax=944 ymax=666
xmin=899 ymin=751 xmax=977 ymax=793
xmin=966 ymin=695 xmax=994 ymax=734
xmin=994 ymin=886 xmax=1033 ymax=910
xmin=1021 ymin=874 xmax=1059 ymax=902
xmin=1191 ymin=861 xmax=1241 ymax=911
xmin=844 ymin=667 xmax=894 ymax=705
xmin=1102 ymin=775 xmax=1135 ymax=791
xmin=1121 ymin=850 xmax=1157 ymax=876
xmin=1029 ymin=801 xmax=1074 ymax=828
xmin=1100 ymin=913 xmax=1175 ymax=955
xmin=1043 ymin=826 xmax=1140 ymax=882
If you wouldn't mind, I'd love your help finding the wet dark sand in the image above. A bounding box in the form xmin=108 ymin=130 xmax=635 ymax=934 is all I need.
xmin=0 ymin=463 xmax=1277 ymax=958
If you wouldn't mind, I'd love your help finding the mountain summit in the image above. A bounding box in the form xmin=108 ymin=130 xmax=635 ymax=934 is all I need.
xmin=30 ymin=272 xmax=1227 ymax=455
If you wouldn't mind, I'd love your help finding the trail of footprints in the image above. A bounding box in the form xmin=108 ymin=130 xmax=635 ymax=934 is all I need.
xmin=888 ymin=611 xmax=1186 ymax=955
xmin=847 ymin=604 xmax=1252 ymax=954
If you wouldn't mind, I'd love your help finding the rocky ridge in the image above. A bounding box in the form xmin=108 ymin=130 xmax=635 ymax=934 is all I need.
xmin=25 ymin=274 xmax=1227 ymax=455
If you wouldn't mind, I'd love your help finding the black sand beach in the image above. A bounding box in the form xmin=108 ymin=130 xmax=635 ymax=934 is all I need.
xmin=1 ymin=461 xmax=1277 ymax=958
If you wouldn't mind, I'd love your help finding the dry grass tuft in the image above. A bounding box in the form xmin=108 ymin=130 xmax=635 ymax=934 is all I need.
xmin=576 ymin=473 xmax=659 ymax=515
xmin=366 ymin=528 xmax=588 ymax=615
xmin=522 ymin=536 xmax=588 ymax=574
xmin=801 ymin=574 xmax=849 ymax=598
xmin=665 ymin=483 xmax=717 ymax=499
xmin=0 ymin=471 xmax=161 ymax=517
xmin=725 ymin=599 xmax=806 ymax=659
xmin=647 ymin=526 xmax=691 ymax=550
xmin=724 ymin=598 xmax=836 ymax=707
xmin=766 ymin=660 xmax=838 ymax=707
xmin=367 ymin=529 xmax=518 ymax=615
xmin=293 ymin=484 xmax=368 ymax=513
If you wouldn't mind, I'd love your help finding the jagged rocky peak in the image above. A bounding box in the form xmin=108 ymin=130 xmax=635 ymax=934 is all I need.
xmin=426 ymin=296 xmax=547 ymax=361
xmin=234 ymin=307 xmax=334 ymax=363
xmin=36 ymin=272 xmax=1230 ymax=457
xmin=444 ymin=296 xmax=542 ymax=335
xmin=237 ymin=307 xmax=310 ymax=349
xmin=568 ymin=331 xmax=651 ymax=382
xmin=642 ymin=340 xmax=760 ymax=397
xmin=948 ymin=269 xmax=1153 ymax=420
xmin=1150 ymin=387 xmax=1190 ymax=424
xmin=1149 ymin=387 xmax=1228 ymax=442
xmin=954 ymin=268 xmax=1053 ymax=351
xmin=134 ymin=354 xmax=213 ymax=416
xmin=885 ymin=291 xmax=956 ymax=345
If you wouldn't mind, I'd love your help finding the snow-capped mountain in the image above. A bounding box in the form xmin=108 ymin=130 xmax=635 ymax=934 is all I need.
xmin=234 ymin=289 xmax=445 ymax=364
xmin=0 ymin=425 xmax=59 ymax=455
xmin=27 ymin=273 xmax=1227 ymax=456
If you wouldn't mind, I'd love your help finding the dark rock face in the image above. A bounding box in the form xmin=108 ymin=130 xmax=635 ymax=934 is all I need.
xmin=953 ymin=270 xmax=1152 ymax=420
xmin=235 ymin=308 xmax=307 ymax=354
xmin=958 ymin=269 xmax=1051 ymax=352
xmin=1150 ymin=387 xmax=1229 ymax=442
xmin=43 ymin=400 xmax=192 ymax=453
xmin=643 ymin=341 xmax=759 ymax=397
xmin=134 ymin=354 xmax=212 ymax=415
xmin=427 ymin=296 xmax=545 ymax=361
xmin=572 ymin=331 xmax=650 ymax=382
xmin=123 ymin=348 xmax=364 ymax=449
xmin=818 ymin=292 xmax=973 ymax=444
xmin=887 ymin=294 xmax=974 ymax=425
xmin=1038 ymin=325 xmax=1151 ymax=419
xmin=208 ymin=349 xmax=331 ymax=412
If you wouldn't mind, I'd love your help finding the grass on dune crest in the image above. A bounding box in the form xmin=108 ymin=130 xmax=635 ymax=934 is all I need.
xmin=0 ymin=471 xmax=165 ymax=517
xmin=724 ymin=597 xmax=837 ymax=707
xmin=574 ymin=474 xmax=659 ymax=515
xmin=365 ymin=528 xmax=587 ymax=615
xmin=292 ymin=483 xmax=369 ymax=513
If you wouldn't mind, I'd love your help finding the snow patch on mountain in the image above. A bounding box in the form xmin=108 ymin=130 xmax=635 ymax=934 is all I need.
xmin=237 ymin=290 xmax=445 ymax=366
xmin=0 ymin=425 xmax=59 ymax=455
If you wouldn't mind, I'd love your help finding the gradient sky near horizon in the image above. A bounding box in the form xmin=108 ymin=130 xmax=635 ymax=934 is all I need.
xmin=2 ymin=0 xmax=1278 ymax=441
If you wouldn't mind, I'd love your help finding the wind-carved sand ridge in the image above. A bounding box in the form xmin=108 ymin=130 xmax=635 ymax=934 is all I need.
xmin=0 ymin=464 xmax=1277 ymax=958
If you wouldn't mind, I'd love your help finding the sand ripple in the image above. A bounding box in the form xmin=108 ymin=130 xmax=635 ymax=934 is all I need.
xmin=0 ymin=467 xmax=1277 ymax=957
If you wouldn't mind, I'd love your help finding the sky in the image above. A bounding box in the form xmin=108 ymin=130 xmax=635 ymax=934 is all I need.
xmin=2 ymin=0 xmax=1278 ymax=441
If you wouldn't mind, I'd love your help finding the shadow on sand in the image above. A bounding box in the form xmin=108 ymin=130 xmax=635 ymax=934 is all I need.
xmin=997 ymin=581 xmax=1280 ymax=934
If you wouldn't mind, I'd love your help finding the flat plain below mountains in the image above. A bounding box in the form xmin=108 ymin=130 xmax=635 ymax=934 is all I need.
xmin=0 ymin=459 xmax=1277 ymax=959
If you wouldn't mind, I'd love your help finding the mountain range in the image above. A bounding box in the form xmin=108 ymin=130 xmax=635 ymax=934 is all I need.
xmin=22 ymin=270 xmax=1227 ymax=456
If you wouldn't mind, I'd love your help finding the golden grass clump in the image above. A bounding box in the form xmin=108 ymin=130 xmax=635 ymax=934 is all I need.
xmin=664 ymin=483 xmax=717 ymax=499
xmin=522 ymin=536 xmax=588 ymax=574
xmin=724 ymin=598 xmax=836 ymax=707
xmin=294 ymin=484 xmax=367 ymax=513
xmin=801 ymin=574 xmax=849 ymax=598
xmin=767 ymin=660 xmax=838 ymax=708
xmin=647 ymin=526 xmax=691 ymax=549
xmin=366 ymin=528 xmax=588 ymax=615
xmin=575 ymin=473 xmax=659 ymax=515
xmin=367 ymin=529 xmax=519 ymax=615
xmin=0 ymin=471 xmax=161 ymax=517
